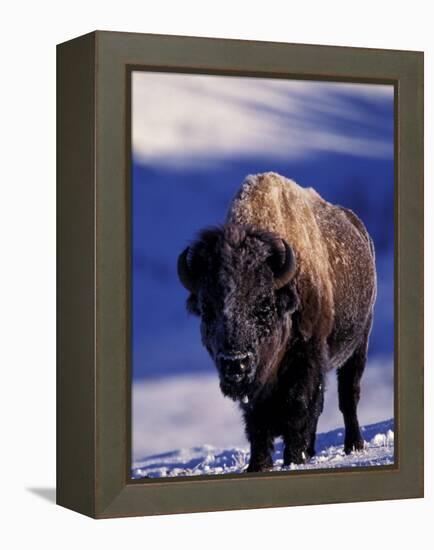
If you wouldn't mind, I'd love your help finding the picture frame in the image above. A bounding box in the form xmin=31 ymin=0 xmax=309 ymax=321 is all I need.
xmin=57 ymin=30 xmax=424 ymax=518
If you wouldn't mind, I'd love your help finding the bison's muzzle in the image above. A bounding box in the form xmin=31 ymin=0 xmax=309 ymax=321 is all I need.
xmin=217 ymin=351 xmax=253 ymax=381
xmin=217 ymin=351 xmax=255 ymax=401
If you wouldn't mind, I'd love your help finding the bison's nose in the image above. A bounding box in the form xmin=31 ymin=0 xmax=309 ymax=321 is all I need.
xmin=217 ymin=352 xmax=252 ymax=382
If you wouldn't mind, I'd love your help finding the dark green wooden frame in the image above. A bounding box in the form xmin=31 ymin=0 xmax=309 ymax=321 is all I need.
xmin=57 ymin=31 xmax=424 ymax=519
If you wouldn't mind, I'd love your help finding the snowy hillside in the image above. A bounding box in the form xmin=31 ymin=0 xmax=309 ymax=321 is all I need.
xmin=132 ymin=419 xmax=394 ymax=479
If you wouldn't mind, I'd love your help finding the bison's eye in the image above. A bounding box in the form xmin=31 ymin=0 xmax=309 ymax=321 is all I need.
xmin=252 ymin=298 xmax=274 ymax=337
xmin=254 ymin=299 xmax=273 ymax=321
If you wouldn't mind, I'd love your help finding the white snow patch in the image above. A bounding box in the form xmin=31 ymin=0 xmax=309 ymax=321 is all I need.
xmin=132 ymin=419 xmax=394 ymax=479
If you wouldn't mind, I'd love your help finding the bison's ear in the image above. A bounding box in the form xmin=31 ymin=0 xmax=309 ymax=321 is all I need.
xmin=177 ymin=246 xmax=199 ymax=293
xmin=268 ymin=239 xmax=297 ymax=290
xmin=277 ymin=284 xmax=299 ymax=314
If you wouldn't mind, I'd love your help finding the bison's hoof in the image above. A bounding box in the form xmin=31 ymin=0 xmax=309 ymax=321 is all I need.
xmin=246 ymin=460 xmax=273 ymax=473
xmin=283 ymin=449 xmax=310 ymax=466
xmin=344 ymin=438 xmax=365 ymax=454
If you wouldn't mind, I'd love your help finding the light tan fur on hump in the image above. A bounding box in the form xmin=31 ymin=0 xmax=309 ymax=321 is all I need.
xmin=226 ymin=172 xmax=335 ymax=341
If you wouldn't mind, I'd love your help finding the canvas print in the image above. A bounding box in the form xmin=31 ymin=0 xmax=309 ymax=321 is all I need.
xmin=130 ymin=72 xmax=394 ymax=479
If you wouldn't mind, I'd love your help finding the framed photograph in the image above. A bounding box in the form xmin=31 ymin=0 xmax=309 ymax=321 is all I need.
xmin=57 ymin=31 xmax=423 ymax=518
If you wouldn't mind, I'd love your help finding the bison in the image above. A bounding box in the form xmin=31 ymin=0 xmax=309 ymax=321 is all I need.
xmin=177 ymin=172 xmax=376 ymax=472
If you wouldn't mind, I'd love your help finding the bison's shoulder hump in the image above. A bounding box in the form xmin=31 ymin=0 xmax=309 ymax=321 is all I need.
xmin=226 ymin=172 xmax=321 ymax=231
xmin=234 ymin=172 xmax=309 ymax=202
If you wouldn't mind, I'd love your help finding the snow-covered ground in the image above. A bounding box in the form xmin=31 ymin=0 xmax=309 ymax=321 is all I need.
xmin=132 ymin=419 xmax=394 ymax=478
xmin=132 ymin=359 xmax=393 ymax=459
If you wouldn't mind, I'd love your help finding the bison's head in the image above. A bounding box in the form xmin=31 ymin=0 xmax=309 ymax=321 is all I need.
xmin=177 ymin=224 xmax=299 ymax=403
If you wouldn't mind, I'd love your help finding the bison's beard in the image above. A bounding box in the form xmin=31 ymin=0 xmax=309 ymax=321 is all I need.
xmin=218 ymin=329 xmax=291 ymax=404
xmin=218 ymin=372 xmax=258 ymax=404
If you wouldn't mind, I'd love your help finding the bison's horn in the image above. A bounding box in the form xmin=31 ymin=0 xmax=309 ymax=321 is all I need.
xmin=177 ymin=246 xmax=199 ymax=293
xmin=271 ymin=240 xmax=297 ymax=290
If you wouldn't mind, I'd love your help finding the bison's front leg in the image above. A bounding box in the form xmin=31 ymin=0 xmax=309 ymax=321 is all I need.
xmin=282 ymin=420 xmax=313 ymax=465
xmin=244 ymin=413 xmax=274 ymax=472
xmin=282 ymin=376 xmax=325 ymax=466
